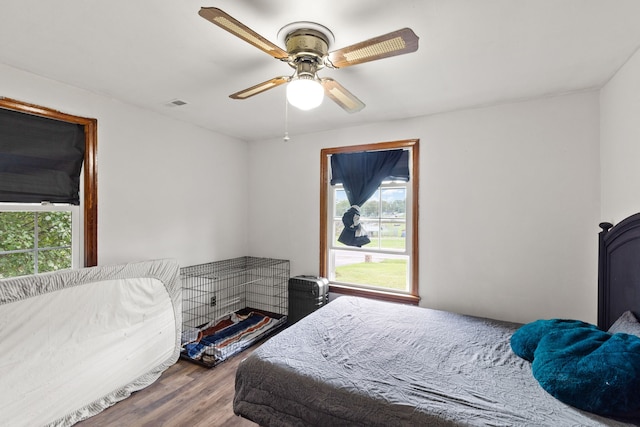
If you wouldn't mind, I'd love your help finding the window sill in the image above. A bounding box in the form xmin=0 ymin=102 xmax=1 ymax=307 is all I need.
xmin=329 ymin=283 xmax=420 ymax=306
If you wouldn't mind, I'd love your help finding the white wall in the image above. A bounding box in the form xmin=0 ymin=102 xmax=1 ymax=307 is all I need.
xmin=0 ymin=63 xmax=250 ymax=267
xmin=248 ymin=92 xmax=601 ymax=324
xmin=1 ymin=62 xmax=605 ymax=325
xmin=600 ymin=48 xmax=640 ymax=224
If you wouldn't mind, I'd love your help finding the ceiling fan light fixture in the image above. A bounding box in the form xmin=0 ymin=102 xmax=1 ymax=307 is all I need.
xmin=287 ymin=75 xmax=324 ymax=110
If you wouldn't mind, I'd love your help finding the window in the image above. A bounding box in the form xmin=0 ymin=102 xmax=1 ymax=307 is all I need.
xmin=0 ymin=98 xmax=97 ymax=278
xmin=320 ymin=139 xmax=419 ymax=304
xmin=0 ymin=205 xmax=80 ymax=278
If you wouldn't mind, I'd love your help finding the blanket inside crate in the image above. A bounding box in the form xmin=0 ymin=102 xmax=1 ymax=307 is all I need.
xmin=181 ymin=309 xmax=283 ymax=366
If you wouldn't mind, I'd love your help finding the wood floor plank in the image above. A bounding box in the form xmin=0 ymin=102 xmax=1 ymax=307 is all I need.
xmin=75 ymin=348 xmax=258 ymax=427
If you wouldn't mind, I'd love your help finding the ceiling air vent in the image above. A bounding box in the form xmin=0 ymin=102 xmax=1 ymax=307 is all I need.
xmin=164 ymin=99 xmax=188 ymax=107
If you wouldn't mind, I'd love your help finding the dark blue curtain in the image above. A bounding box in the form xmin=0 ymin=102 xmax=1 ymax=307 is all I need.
xmin=331 ymin=149 xmax=406 ymax=247
xmin=0 ymin=108 xmax=85 ymax=205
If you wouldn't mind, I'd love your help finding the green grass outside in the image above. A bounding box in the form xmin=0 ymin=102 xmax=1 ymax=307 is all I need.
xmin=335 ymin=258 xmax=407 ymax=290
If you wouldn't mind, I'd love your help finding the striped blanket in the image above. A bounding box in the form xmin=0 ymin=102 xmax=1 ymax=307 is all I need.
xmin=183 ymin=311 xmax=276 ymax=364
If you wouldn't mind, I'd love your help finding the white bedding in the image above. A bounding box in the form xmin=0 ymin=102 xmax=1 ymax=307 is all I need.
xmin=0 ymin=259 xmax=181 ymax=427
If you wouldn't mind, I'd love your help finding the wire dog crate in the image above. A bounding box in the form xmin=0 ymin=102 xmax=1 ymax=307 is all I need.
xmin=180 ymin=256 xmax=289 ymax=367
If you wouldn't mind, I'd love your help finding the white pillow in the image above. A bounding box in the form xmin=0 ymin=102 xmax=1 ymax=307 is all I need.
xmin=608 ymin=310 xmax=640 ymax=337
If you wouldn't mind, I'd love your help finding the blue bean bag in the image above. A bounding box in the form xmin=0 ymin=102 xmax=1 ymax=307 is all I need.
xmin=511 ymin=319 xmax=640 ymax=417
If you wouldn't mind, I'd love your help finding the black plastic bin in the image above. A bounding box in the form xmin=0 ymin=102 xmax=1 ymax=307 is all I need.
xmin=288 ymin=275 xmax=329 ymax=324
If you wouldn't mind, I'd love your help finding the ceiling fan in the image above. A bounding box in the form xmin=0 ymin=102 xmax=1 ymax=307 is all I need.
xmin=198 ymin=7 xmax=419 ymax=112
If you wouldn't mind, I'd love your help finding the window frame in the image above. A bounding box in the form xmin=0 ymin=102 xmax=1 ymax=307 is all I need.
xmin=0 ymin=97 xmax=98 ymax=268
xmin=320 ymin=139 xmax=420 ymax=305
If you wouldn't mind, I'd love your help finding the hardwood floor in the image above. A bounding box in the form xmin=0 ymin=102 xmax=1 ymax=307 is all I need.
xmin=75 ymin=348 xmax=259 ymax=427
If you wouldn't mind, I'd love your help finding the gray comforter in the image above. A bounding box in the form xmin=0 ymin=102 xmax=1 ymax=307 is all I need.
xmin=234 ymin=296 xmax=636 ymax=426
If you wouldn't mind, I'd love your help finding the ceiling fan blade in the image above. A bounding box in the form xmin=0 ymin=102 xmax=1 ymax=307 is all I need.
xmin=199 ymin=7 xmax=289 ymax=60
xmin=321 ymin=78 xmax=365 ymax=113
xmin=327 ymin=28 xmax=419 ymax=68
xmin=230 ymin=77 xmax=290 ymax=99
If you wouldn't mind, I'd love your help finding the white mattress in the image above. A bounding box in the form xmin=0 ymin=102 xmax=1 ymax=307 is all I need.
xmin=0 ymin=259 xmax=181 ymax=426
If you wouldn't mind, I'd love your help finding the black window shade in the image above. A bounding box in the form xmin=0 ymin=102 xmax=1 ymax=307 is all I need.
xmin=0 ymin=107 xmax=85 ymax=205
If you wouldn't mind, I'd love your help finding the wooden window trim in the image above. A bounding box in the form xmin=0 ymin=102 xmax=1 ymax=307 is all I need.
xmin=320 ymin=139 xmax=419 ymax=305
xmin=0 ymin=97 xmax=98 ymax=267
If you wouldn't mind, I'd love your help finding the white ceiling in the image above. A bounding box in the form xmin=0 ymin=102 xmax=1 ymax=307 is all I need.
xmin=1 ymin=0 xmax=640 ymax=142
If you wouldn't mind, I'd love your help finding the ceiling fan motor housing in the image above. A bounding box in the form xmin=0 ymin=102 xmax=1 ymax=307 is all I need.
xmin=285 ymin=29 xmax=330 ymax=68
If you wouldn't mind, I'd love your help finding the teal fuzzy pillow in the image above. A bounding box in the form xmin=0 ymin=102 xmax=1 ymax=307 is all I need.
xmin=511 ymin=319 xmax=640 ymax=417
xmin=510 ymin=319 xmax=596 ymax=362
xmin=532 ymin=328 xmax=640 ymax=417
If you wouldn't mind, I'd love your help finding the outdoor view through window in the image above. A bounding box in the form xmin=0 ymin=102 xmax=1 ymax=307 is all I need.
xmin=330 ymin=181 xmax=410 ymax=292
xmin=0 ymin=209 xmax=74 ymax=278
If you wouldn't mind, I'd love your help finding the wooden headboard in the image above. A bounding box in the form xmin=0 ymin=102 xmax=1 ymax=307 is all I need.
xmin=598 ymin=212 xmax=640 ymax=330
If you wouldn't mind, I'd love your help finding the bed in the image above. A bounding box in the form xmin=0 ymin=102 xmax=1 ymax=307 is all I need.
xmin=0 ymin=258 xmax=181 ymax=427
xmin=233 ymin=213 xmax=640 ymax=426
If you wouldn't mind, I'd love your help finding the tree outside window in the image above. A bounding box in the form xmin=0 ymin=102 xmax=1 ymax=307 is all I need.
xmin=0 ymin=210 xmax=73 ymax=278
